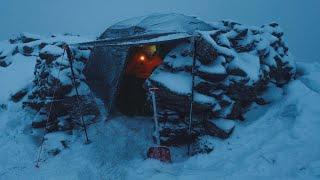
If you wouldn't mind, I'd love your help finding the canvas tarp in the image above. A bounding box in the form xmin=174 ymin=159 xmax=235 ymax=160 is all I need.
xmin=80 ymin=32 xmax=192 ymax=117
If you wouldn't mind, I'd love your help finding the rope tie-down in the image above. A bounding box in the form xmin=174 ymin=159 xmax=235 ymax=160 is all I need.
xmin=35 ymin=44 xmax=90 ymax=168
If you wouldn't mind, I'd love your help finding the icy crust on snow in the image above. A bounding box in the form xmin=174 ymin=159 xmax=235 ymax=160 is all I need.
xmin=100 ymin=13 xmax=213 ymax=39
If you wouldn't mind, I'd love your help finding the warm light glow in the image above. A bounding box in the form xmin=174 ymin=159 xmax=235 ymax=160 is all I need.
xmin=139 ymin=55 xmax=146 ymax=61
xmin=143 ymin=45 xmax=157 ymax=56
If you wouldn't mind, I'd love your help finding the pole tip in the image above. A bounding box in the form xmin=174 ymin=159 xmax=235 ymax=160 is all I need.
xmin=84 ymin=139 xmax=91 ymax=145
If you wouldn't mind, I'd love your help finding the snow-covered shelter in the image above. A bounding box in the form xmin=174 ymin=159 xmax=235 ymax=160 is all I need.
xmin=84 ymin=13 xmax=213 ymax=116
xmin=82 ymin=13 xmax=295 ymax=145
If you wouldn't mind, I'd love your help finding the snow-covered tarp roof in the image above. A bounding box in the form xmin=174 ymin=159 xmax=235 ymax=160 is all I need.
xmin=100 ymin=13 xmax=213 ymax=39
xmin=76 ymin=32 xmax=192 ymax=47
xmin=75 ymin=13 xmax=213 ymax=47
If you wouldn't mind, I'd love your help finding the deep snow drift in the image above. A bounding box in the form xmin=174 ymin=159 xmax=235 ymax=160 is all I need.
xmin=0 ymin=34 xmax=320 ymax=179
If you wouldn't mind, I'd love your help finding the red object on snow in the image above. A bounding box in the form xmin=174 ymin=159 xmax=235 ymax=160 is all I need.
xmin=147 ymin=146 xmax=172 ymax=163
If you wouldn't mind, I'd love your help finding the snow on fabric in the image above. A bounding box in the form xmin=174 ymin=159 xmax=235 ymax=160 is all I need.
xmin=102 ymin=13 xmax=213 ymax=39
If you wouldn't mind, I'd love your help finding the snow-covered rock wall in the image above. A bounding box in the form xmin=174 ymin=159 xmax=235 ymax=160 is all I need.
xmin=1 ymin=33 xmax=99 ymax=133
xmin=147 ymin=21 xmax=296 ymax=146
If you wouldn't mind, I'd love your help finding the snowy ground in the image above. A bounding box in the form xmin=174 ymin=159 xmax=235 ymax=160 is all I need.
xmin=0 ymin=51 xmax=320 ymax=179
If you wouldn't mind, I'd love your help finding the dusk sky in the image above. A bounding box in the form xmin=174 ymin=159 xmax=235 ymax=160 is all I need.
xmin=1 ymin=0 xmax=319 ymax=61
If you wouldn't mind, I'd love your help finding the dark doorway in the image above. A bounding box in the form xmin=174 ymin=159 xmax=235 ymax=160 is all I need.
xmin=115 ymin=41 xmax=184 ymax=116
xmin=116 ymin=45 xmax=163 ymax=116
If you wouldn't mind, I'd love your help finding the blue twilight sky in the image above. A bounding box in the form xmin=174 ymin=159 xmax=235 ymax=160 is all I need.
xmin=0 ymin=0 xmax=319 ymax=61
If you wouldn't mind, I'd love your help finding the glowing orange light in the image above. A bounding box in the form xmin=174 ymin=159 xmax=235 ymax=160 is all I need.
xmin=139 ymin=55 xmax=146 ymax=61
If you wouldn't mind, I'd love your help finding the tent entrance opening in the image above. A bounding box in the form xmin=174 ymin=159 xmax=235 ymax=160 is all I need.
xmin=116 ymin=45 xmax=163 ymax=116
